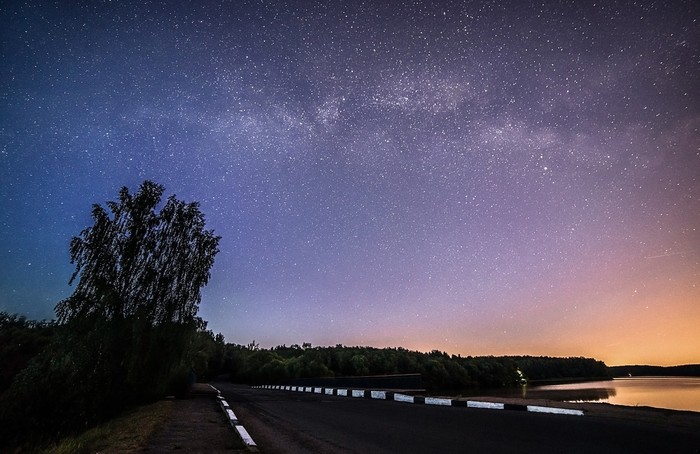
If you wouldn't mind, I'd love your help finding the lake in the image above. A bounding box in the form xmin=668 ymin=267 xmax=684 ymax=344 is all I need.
xmin=521 ymin=377 xmax=700 ymax=413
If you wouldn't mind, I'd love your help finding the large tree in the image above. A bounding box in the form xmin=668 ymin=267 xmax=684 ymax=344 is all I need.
xmin=56 ymin=180 xmax=220 ymax=325
xmin=54 ymin=180 xmax=221 ymax=401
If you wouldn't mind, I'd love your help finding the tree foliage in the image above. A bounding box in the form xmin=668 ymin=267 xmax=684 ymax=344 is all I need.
xmin=609 ymin=364 xmax=700 ymax=377
xmin=0 ymin=312 xmax=55 ymax=393
xmin=56 ymin=180 xmax=219 ymax=325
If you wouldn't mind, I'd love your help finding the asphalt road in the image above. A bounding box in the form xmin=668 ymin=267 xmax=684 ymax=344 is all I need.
xmin=213 ymin=382 xmax=700 ymax=454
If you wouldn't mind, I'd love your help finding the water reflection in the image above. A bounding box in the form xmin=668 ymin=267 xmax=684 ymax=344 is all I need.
xmin=523 ymin=385 xmax=614 ymax=402
xmin=525 ymin=377 xmax=700 ymax=412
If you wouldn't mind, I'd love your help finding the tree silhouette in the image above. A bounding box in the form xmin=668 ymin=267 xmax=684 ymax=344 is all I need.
xmin=54 ymin=180 xmax=220 ymax=402
xmin=0 ymin=182 xmax=221 ymax=447
xmin=56 ymin=180 xmax=219 ymax=325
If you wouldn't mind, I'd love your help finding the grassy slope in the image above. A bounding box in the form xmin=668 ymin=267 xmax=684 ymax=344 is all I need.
xmin=44 ymin=399 xmax=174 ymax=454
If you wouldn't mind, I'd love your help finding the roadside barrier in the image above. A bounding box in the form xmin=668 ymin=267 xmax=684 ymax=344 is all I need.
xmin=252 ymin=384 xmax=584 ymax=416
xmin=210 ymin=385 xmax=259 ymax=452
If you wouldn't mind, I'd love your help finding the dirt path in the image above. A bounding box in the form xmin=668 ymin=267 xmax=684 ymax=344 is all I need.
xmin=143 ymin=384 xmax=248 ymax=453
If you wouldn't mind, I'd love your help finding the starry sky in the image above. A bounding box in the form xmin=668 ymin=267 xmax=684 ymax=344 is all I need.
xmin=2 ymin=0 xmax=699 ymax=366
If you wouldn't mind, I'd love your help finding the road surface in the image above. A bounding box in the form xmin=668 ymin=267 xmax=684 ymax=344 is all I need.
xmin=213 ymin=382 xmax=700 ymax=453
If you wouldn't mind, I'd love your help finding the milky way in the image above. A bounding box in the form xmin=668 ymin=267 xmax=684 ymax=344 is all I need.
xmin=1 ymin=1 xmax=699 ymax=365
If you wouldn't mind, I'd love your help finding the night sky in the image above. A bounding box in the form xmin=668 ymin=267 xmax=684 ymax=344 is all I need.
xmin=2 ymin=1 xmax=699 ymax=366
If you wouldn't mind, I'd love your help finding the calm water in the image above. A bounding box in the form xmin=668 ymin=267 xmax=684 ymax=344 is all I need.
xmin=522 ymin=377 xmax=700 ymax=413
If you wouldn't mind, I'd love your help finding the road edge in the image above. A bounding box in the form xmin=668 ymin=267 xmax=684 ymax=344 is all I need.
xmin=209 ymin=384 xmax=260 ymax=452
xmin=253 ymin=384 xmax=585 ymax=416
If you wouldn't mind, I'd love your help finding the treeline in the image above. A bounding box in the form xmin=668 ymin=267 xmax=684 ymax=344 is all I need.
xmin=0 ymin=313 xmax=56 ymax=393
xmin=0 ymin=309 xmax=226 ymax=395
xmin=609 ymin=364 xmax=700 ymax=377
xmin=0 ymin=312 xmax=226 ymax=448
xmin=223 ymin=343 xmax=611 ymax=391
xmin=511 ymin=355 xmax=611 ymax=382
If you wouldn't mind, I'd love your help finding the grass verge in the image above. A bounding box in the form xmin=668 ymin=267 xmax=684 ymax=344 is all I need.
xmin=44 ymin=399 xmax=174 ymax=454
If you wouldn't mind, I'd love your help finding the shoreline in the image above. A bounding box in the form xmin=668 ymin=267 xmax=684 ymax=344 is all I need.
xmin=459 ymin=395 xmax=700 ymax=431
